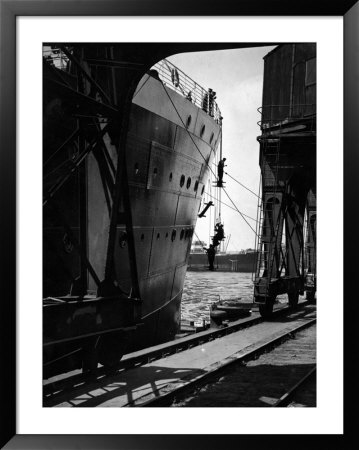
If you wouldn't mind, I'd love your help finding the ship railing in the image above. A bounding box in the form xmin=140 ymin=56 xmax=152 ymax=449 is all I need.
xmin=257 ymin=104 xmax=316 ymax=131
xmin=43 ymin=47 xmax=222 ymax=124
xmin=152 ymin=59 xmax=222 ymax=124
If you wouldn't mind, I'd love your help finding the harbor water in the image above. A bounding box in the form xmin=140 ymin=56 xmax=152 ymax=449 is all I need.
xmin=181 ymin=271 xmax=255 ymax=323
xmin=181 ymin=271 xmax=297 ymax=324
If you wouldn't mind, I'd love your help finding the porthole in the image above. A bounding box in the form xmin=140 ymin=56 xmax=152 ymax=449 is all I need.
xmin=118 ymin=231 xmax=127 ymax=248
xmin=171 ymin=230 xmax=177 ymax=241
xmin=201 ymin=186 xmax=205 ymax=195
xmin=194 ymin=180 xmax=199 ymax=191
xmin=153 ymin=167 xmax=158 ymax=178
xmin=186 ymin=115 xmax=192 ymax=128
xmin=186 ymin=177 xmax=191 ymax=189
xmin=134 ymin=163 xmax=139 ymax=175
xmin=210 ymin=132 xmax=214 ymax=144
xmin=140 ymin=233 xmax=145 ymax=241
xmin=165 ymin=232 xmax=169 ymax=238
xmin=180 ymin=174 xmax=185 ymax=187
xmin=200 ymin=124 xmax=206 ymax=138
xmin=180 ymin=229 xmax=184 ymax=240
xmin=169 ymin=172 xmax=173 ymax=182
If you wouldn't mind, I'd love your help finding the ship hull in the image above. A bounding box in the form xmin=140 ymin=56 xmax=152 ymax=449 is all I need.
xmin=43 ymin=52 xmax=221 ymax=373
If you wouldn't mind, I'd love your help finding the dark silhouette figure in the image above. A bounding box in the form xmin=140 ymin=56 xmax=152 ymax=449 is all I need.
xmin=203 ymin=244 xmax=216 ymax=270
xmin=198 ymin=201 xmax=214 ymax=218
xmin=217 ymin=158 xmax=226 ymax=186
xmin=213 ymin=222 xmax=225 ymax=247
xmin=208 ymin=90 xmax=216 ymax=117
xmin=202 ymin=91 xmax=209 ymax=113
xmin=202 ymin=88 xmax=216 ymax=115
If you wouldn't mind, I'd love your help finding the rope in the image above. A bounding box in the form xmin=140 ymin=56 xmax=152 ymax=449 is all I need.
xmin=160 ymin=82 xmax=259 ymax=237
xmin=160 ymin=82 xmax=217 ymax=179
xmin=222 ymin=187 xmax=258 ymax=236
xmin=204 ymin=191 xmax=257 ymax=222
xmin=225 ymin=171 xmax=261 ymax=200
xmin=194 ymin=230 xmax=204 ymax=245
xmin=133 ymin=74 xmax=151 ymax=99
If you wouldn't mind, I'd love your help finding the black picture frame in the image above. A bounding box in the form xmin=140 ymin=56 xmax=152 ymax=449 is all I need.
xmin=1 ymin=1 xmax=357 ymax=448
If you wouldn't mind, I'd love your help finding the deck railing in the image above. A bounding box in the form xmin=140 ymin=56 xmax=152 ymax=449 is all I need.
xmin=152 ymin=59 xmax=222 ymax=124
xmin=43 ymin=47 xmax=222 ymax=124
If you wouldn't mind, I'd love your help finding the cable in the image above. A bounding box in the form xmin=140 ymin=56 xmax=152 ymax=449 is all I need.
xmin=160 ymin=82 xmax=218 ymax=180
xmin=225 ymin=171 xmax=262 ymax=200
xmin=132 ymin=74 xmax=151 ymax=99
xmin=204 ymin=191 xmax=258 ymax=222
xmin=194 ymin=230 xmax=205 ymax=245
xmin=222 ymin=186 xmax=258 ymax=236
xmin=160 ymin=81 xmax=258 ymax=238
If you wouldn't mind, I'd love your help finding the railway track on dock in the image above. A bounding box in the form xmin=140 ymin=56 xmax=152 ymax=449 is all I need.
xmin=272 ymin=366 xmax=316 ymax=407
xmin=43 ymin=302 xmax=315 ymax=407
xmin=140 ymin=316 xmax=316 ymax=407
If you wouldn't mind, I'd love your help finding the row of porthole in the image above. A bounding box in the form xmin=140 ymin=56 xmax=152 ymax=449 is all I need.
xmin=135 ymin=163 xmax=205 ymax=195
xmin=140 ymin=228 xmax=194 ymax=242
xmin=185 ymin=115 xmax=215 ymax=144
xmin=177 ymin=175 xmax=204 ymax=195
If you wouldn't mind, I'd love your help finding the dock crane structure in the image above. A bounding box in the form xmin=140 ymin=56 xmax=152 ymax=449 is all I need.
xmin=253 ymin=44 xmax=316 ymax=317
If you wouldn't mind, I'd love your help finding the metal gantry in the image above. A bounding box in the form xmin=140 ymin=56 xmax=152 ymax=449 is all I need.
xmin=254 ymin=108 xmax=316 ymax=317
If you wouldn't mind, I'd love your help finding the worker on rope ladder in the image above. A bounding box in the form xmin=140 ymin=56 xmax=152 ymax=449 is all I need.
xmin=213 ymin=222 xmax=225 ymax=247
xmin=217 ymin=158 xmax=226 ymax=187
xmin=203 ymin=222 xmax=225 ymax=270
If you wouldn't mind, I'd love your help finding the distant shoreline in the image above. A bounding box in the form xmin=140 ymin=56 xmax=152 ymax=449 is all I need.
xmin=187 ymin=266 xmax=254 ymax=273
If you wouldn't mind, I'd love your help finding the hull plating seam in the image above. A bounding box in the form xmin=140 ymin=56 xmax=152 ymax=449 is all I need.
xmin=141 ymin=291 xmax=182 ymax=320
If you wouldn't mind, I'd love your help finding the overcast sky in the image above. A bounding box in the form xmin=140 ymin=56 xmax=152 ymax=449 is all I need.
xmin=168 ymin=46 xmax=276 ymax=252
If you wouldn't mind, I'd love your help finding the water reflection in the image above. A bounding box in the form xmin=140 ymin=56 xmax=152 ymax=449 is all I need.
xmin=181 ymin=271 xmax=291 ymax=323
xmin=181 ymin=272 xmax=254 ymax=323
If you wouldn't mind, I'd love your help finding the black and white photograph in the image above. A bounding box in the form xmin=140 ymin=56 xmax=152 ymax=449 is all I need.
xmin=2 ymin=5 xmax=354 ymax=446
xmin=42 ymin=42 xmax=317 ymax=408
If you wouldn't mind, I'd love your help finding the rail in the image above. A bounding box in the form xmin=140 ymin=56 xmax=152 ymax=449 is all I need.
xmin=43 ymin=47 xmax=222 ymax=124
xmin=43 ymin=299 xmax=311 ymax=404
xmin=152 ymin=59 xmax=222 ymax=124
xmin=257 ymin=104 xmax=316 ymax=131
xmin=137 ymin=315 xmax=316 ymax=407
xmin=272 ymin=366 xmax=316 ymax=407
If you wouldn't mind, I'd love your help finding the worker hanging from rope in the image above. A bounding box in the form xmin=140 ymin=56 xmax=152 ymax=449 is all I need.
xmin=198 ymin=200 xmax=214 ymax=218
xmin=212 ymin=221 xmax=225 ymax=247
xmin=217 ymin=157 xmax=227 ymax=187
